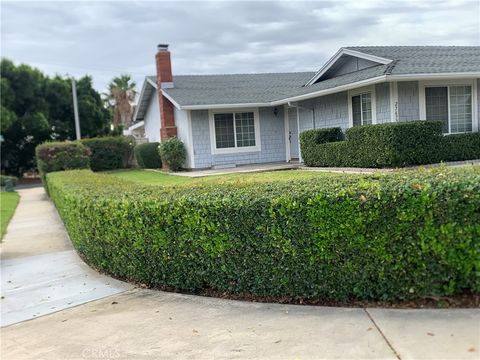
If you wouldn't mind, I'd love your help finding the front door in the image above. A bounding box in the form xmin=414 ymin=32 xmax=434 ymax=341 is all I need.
xmin=288 ymin=107 xmax=299 ymax=159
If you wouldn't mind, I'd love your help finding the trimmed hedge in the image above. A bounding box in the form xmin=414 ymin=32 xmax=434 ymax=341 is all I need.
xmin=134 ymin=142 xmax=162 ymax=169
xmin=442 ymin=133 xmax=480 ymax=162
xmin=80 ymin=136 xmax=134 ymax=171
xmin=47 ymin=167 xmax=480 ymax=301
xmin=300 ymin=121 xmax=480 ymax=168
xmin=36 ymin=142 xmax=90 ymax=183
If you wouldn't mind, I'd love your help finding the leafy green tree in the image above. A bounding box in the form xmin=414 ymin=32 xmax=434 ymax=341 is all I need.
xmin=0 ymin=58 xmax=112 ymax=176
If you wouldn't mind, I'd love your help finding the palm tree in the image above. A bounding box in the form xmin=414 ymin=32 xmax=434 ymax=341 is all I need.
xmin=104 ymin=74 xmax=136 ymax=128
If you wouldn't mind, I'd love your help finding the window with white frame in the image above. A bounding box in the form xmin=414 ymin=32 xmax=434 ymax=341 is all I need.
xmin=351 ymin=92 xmax=373 ymax=126
xmin=425 ymin=85 xmax=473 ymax=133
xmin=212 ymin=111 xmax=258 ymax=150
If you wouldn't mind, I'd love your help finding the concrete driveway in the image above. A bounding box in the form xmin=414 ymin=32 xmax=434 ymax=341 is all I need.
xmin=1 ymin=187 xmax=479 ymax=360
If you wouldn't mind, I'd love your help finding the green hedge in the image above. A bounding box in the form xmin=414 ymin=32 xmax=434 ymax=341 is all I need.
xmin=158 ymin=137 xmax=186 ymax=171
xmin=300 ymin=121 xmax=480 ymax=168
xmin=134 ymin=142 xmax=161 ymax=169
xmin=80 ymin=136 xmax=134 ymax=171
xmin=442 ymin=133 xmax=480 ymax=162
xmin=35 ymin=142 xmax=90 ymax=183
xmin=47 ymin=167 xmax=480 ymax=301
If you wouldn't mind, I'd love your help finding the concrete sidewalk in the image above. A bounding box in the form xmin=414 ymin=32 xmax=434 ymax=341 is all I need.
xmin=0 ymin=187 xmax=132 ymax=326
xmin=1 ymin=187 xmax=479 ymax=359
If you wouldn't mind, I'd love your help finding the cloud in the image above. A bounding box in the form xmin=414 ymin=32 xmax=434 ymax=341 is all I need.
xmin=1 ymin=0 xmax=478 ymax=91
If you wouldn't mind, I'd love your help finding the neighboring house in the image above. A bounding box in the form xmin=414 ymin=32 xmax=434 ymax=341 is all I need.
xmin=126 ymin=44 xmax=480 ymax=169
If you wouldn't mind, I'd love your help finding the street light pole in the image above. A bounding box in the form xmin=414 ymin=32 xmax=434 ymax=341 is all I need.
xmin=71 ymin=78 xmax=81 ymax=140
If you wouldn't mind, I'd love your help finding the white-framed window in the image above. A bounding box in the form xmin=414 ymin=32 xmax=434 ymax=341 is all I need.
xmin=209 ymin=109 xmax=261 ymax=154
xmin=348 ymin=86 xmax=377 ymax=127
xmin=419 ymin=79 xmax=478 ymax=134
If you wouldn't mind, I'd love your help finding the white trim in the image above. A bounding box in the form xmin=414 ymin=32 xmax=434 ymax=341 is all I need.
xmin=183 ymin=102 xmax=271 ymax=110
xmin=347 ymin=85 xmax=377 ymax=127
xmin=127 ymin=120 xmax=145 ymax=131
xmin=273 ymin=75 xmax=388 ymax=106
xmin=208 ymin=108 xmax=261 ymax=155
xmin=389 ymin=81 xmax=398 ymax=122
xmin=133 ymin=78 xmax=156 ymax=121
xmin=389 ymin=72 xmax=480 ymax=81
xmin=297 ymin=105 xmax=302 ymax=163
xmin=418 ymin=78 xmax=478 ymax=134
xmin=146 ymin=77 xmax=157 ymax=89
xmin=186 ymin=110 xmax=195 ymax=168
xmin=284 ymin=104 xmax=290 ymax=161
xmin=304 ymin=48 xmax=392 ymax=86
xmin=161 ymin=90 xmax=182 ymax=110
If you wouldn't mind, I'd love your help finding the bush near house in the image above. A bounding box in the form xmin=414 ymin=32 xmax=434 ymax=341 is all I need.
xmin=158 ymin=137 xmax=186 ymax=171
xmin=0 ymin=175 xmax=18 ymax=187
xmin=300 ymin=121 xmax=480 ymax=168
xmin=134 ymin=142 xmax=162 ymax=169
xmin=36 ymin=142 xmax=90 ymax=183
xmin=47 ymin=167 xmax=480 ymax=301
xmin=80 ymin=136 xmax=134 ymax=171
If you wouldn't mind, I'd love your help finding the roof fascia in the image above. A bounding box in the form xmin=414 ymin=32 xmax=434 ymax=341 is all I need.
xmin=133 ymin=77 xmax=156 ymax=121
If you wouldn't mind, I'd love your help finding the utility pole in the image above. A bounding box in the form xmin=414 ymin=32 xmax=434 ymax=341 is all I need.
xmin=71 ymin=78 xmax=81 ymax=140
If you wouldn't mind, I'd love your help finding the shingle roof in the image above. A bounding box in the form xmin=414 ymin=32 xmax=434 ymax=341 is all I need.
xmin=142 ymin=46 xmax=480 ymax=110
xmin=345 ymin=46 xmax=480 ymax=74
xmin=162 ymin=72 xmax=314 ymax=106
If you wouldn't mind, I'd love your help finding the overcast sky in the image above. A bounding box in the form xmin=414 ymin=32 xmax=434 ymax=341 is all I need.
xmin=2 ymin=0 xmax=479 ymax=92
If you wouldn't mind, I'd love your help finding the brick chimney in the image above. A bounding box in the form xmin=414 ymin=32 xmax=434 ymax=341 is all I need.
xmin=155 ymin=44 xmax=177 ymax=139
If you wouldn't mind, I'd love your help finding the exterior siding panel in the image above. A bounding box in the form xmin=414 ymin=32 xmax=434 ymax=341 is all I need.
xmin=398 ymin=81 xmax=420 ymax=121
xmin=375 ymin=83 xmax=391 ymax=123
xmin=298 ymin=91 xmax=349 ymax=134
xmin=190 ymin=107 xmax=286 ymax=169
xmin=144 ymin=91 xmax=161 ymax=142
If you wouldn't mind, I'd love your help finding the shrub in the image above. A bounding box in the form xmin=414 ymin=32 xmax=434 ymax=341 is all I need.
xmin=47 ymin=167 xmax=480 ymax=301
xmin=345 ymin=121 xmax=443 ymax=167
xmin=134 ymin=142 xmax=162 ymax=169
xmin=158 ymin=137 xmax=186 ymax=171
xmin=441 ymin=133 xmax=480 ymax=162
xmin=35 ymin=142 xmax=90 ymax=183
xmin=299 ymin=121 xmax=478 ymax=168
xmin=80 ymin=136 xmax=134 ymax=171
xmin=0 ymin=175 xmax=18 ymax=187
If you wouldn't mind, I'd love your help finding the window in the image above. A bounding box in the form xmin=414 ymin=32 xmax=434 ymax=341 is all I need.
xmin=211 ymin=110 xmax=259 ymax=153
xmin=425 ymin=85 xmax=473 ymax=133
xmin=351 ymin=93 xmax=372 ymax=126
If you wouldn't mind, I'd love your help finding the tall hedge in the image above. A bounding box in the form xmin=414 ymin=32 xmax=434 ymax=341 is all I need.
xmin=300 ymin=121 xmax=480 ymax=168
xmin=134 ymin=142 xmax=161 ymax=169
xmin=35 ymin=142 xmax=90 ymax=183
xmin=47 ymin=167 xmax=480 ymax=301
xmin=80 ymin=136 xmax=134 ymax=171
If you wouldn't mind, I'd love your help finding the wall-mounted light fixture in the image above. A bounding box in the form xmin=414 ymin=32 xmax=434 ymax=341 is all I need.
xmin=273 ymin=107 xmax=279 ymax=117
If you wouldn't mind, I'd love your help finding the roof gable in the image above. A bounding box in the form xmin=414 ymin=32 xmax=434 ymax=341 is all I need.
xmin=304 ymin=48 xmax=392 ymax=86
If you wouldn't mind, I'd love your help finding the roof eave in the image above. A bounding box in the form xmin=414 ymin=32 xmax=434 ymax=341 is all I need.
xmin=133 ymin=77 xmax=158 ymax=121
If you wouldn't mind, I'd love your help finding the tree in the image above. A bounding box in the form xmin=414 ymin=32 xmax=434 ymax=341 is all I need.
xmin=104 ymin=74 xmax=136 ymax=128
xmin=0 ymin=58 xmax=112 ymax=176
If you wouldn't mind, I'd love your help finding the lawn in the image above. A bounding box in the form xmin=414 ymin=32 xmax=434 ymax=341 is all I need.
xmin=1 ymin=192 xmax=19 ymax=239
xmin=107 ymin=169 xmax=347 ymax=187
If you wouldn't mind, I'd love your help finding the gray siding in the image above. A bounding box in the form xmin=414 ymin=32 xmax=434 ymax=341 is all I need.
xmin=190 ymin=107 xmax=286 ymax=169
xmin=375 ymin=83 xmax=391 ymax=123
xmin=324 ymin=57 xmax=378 ymax=79
xmin=298 ymin=91 xmax=349 ymax=134
xmin=398 ymin=81 xmax=420 ymax=121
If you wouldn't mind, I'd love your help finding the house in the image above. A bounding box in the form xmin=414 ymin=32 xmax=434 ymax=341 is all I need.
xmin=126 ymin=45 xmax=480 ymax=169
